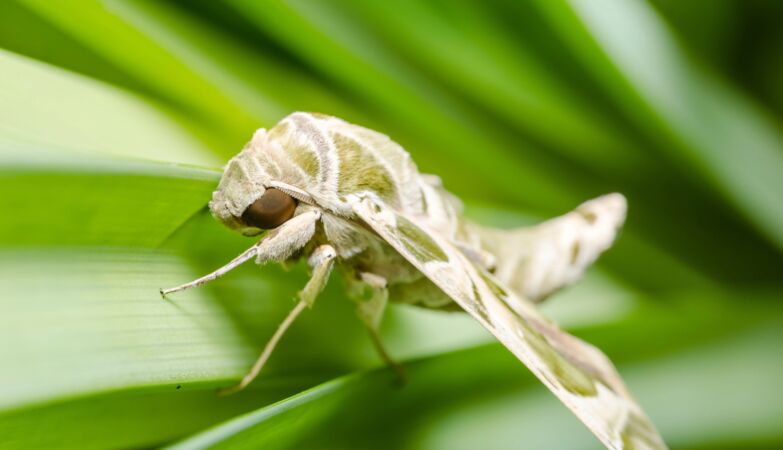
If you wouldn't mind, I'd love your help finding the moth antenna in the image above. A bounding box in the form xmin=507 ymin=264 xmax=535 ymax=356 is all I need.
xmin=160 ymin=243 xmax=259 ymax=297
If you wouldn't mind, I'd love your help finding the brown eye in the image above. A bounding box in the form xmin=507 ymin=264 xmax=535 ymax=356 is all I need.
xmin=241 ymin=188 xmax=297 ymax=229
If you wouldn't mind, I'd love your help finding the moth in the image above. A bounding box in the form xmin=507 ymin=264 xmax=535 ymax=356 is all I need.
xmin=161 ymin=112 xmax=666 ymax=449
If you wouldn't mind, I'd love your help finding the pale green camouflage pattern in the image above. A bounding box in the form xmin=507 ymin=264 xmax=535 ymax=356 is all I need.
xmin=206 ymin=112 xmax=666 ymax=449
xmin=353 ymin=197 xmax=666 ymax=450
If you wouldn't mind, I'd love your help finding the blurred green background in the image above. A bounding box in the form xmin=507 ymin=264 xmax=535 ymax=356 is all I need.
xmin=1 ymin=1 xmax=782 ymax=449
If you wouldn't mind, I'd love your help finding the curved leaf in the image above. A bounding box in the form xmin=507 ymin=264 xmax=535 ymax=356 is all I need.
xmin=535 ymin=0 xmax=783 ymax=251
xmin=0 ymin=49 xmax=218 ymax=167
xmin=167 ymin=316 xmax=783 ymax=449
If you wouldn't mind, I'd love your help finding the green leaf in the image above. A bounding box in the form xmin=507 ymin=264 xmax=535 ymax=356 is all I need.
xmin=166 ymin=313 xmax=783 ymax=449
xmin=0 ymin=49 xmax=218 ymax=167
xmin=15 ymin=0 xmax=360 ymax=157
xmin=0 ymin=248 xmax=254 ymax=410
xmin=1 ymin=386 xmax=308 ymax=450
xmin=19 ymin=0 xmax=259 ymax=144
xmin=535 ymin=0 xmax=783 ymax=252
xmin=339 ymin=0 xmax=649 ymax=176
xmin=3 ymin=1 xmax=783 ymax=448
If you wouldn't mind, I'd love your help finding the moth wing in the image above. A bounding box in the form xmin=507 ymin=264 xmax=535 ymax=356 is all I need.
xmin=352 ymin=197 xmax=666 ymax=450
xmin=472 ymin=193 xmax=628 ymax=302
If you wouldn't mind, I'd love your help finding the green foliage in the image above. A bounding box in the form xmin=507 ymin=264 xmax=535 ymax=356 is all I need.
xmin=1 ymin=0 xmax=781 ymax=448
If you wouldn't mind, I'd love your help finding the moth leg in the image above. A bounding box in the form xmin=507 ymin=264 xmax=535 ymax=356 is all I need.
xmin=349 ymin=273 xmax=406 ymax=384
xmin=160 ymin=210 xmax=319 ymax=297
xmin=219 ymin=244 xmax=336 ymax=395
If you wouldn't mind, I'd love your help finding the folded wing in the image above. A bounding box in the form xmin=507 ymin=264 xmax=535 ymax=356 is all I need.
xmin=469 ymin=193 xmax=627 ymax=302
xmin=352 ymin=196 xmax=666 ymax=450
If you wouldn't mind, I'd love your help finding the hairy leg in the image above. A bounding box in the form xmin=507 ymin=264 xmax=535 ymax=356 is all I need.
xmin=219 ymin=244 xmax=337 ymax=395
xmin=160 ymin=210 xmax=320 ymax=297
xmin=349 ymin=272 xmax=406 ymax=383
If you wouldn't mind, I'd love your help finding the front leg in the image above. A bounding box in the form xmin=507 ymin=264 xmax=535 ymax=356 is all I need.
xmin=347 ymin=272 xmax=406 ymax=383
xmin=219 ymin=244 xmax=337 ymax=395
xmin=160 ymin=210 xmax=320 ymax=297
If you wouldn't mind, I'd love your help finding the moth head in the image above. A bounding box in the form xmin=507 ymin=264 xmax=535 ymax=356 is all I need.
xmin=209 ymin=130 xmax=302 ymax=236
xmin=210 ymin=183 xmax=298 ymax=236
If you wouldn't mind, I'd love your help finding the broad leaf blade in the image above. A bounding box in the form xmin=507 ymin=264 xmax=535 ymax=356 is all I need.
xmin=167 ymin=312 xmax=783 ymax=450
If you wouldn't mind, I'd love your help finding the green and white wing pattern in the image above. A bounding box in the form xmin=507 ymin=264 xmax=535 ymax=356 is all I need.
xmin=471 ymin=193 xmax=628 ymax=303
xmin=352 ymin=197 xmax=667 ymax=450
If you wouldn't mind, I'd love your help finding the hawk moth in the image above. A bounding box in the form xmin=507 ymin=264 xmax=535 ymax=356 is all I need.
xmin=161 ymin=112 xmax=666 ymax=450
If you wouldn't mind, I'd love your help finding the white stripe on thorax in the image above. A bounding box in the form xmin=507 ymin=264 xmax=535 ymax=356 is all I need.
xmin=291 ymin=113 xmax=337 ymax=189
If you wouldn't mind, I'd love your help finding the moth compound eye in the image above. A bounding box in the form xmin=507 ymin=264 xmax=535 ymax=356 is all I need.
xmin=241 ymin=188 xmax=297 ymax=229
